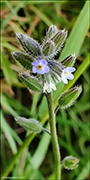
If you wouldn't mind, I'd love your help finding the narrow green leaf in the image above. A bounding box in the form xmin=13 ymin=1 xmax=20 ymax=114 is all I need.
xmin=1 ymin=111 xmax=17 ymax=154
xmin=5 ymin=1 xmax=25 ymax=29
xmin=76 ymin=161 xmax=90 ymax=180
xmin=59 ymin=1 xmax=89 ymax=60
xmin=1 ymin=52 xmax=19 ymax=86
xmin=1 ymin=42 xmax=18 ymax=51
xmin=1 ymin=93 xmax=18 ymax=117
xmin=1 ymin=133 xmax=35 ymax=178
xmin=30 ymin=5 xmax=52 ymax=26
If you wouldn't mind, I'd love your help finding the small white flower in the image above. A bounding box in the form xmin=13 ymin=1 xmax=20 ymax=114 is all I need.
xmin=43 ymin=81 xmax=56 ymax=93
xmin=61 ymin=67 xmax=76 ymax=84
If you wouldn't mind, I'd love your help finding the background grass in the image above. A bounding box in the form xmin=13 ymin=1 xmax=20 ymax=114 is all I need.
xmin=1 ymin=1 xmax=90 ymax=180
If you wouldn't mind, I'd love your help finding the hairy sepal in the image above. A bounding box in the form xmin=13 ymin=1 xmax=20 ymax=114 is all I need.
xmin=58 ymin=86 xmax=82 ymax=109
xmin=42 ymin=40 xmax=55 ymax=56
xmin=15 ymin=117 xmax=51 ymax=135
xmin=62 ymin=156 xmax=79 ymax=170
xmin=15 ymin=117 xmax=42 ymax=133
xmin=19 ymin=73 xmax=43 ymax=92
xmin=46 ymin=25 xmax=58 ymax=39
xmin=61 ymin=54 xmax=76 ymax=67
xmin=16 ymin=33 xmax=41 ymax=57
xmin=13 ymin=51 xmax=34 ymax=70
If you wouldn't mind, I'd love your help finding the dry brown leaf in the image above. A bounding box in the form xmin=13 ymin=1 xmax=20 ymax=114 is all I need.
xmin=1 ymin=79 xmax=15 ymax=97
xmin=27 ymin=16 xmax=40 ymax=36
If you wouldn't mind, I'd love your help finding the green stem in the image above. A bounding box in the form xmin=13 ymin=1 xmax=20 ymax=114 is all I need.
xmin=46 ymin=91 xmax=61 ymax=180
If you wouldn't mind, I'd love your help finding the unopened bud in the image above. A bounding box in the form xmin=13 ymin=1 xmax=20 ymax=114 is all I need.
xmin=62 ymin=156 xmax=79 ymax=170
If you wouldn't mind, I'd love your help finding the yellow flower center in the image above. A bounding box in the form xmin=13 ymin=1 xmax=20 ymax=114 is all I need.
xmin=36 ymin=64 xmax=43 ymax=70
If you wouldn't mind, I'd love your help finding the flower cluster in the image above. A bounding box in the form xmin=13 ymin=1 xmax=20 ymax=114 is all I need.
xmin=13 ymin=25 xmax=76 ymax=93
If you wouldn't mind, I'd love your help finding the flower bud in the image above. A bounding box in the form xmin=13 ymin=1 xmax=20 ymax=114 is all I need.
xmin=62 ymin=156 xmax=79 ymax=170
xmin=51 ymin=30 xmax=67 ymax=53
xmin=15 ymin=117 xmax=42 ymax=133
xmin=58 ymin=86 xmax=82 ymax=109
xmin=61 ymin=54 xmax=76 ymax=67
xmin=46 ymin=25 xmax=58 ymax=39
xmin=42 ymin=40 xmax=55 ymax=56
xmin=16 ymin=33 xmax=41 ymax=57
xmin=15 ymin=117 xmax=51 ymax=135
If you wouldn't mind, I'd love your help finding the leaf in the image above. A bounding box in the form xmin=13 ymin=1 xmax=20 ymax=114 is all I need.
xmin=1 ymin=52 xmax=19 ymax=86
xmin=1 ymin=111 xmax=17 ymax=154
xmin=59 ymin=1 xmax=89 ymax=60
xmin=1 ymin=93 xmax=18 ymax=117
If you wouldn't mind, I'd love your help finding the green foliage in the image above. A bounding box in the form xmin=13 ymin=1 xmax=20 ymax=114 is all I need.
xmin=1 ymin=1 xmax=89 ymax=180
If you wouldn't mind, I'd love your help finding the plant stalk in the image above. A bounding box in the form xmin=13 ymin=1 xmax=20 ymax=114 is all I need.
xmin=46 ymin=91 xmax=61 ymax=179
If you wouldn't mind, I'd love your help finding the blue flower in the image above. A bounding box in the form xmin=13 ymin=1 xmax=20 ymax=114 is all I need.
xmin=61 ymin=67 xmax=76 ymax=84
xmin=32 ymin=60 xmax=49 ymax=75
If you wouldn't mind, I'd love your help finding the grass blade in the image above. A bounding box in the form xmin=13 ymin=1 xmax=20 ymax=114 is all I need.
xmin=1 ymin=111 xmax=17 ymax=154
xmin=59 ymin=1 xmax=89 ymax=60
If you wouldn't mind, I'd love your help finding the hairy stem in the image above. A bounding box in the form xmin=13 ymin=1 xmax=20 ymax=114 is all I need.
xmin=46 ymin=91 xmax=61 ymax=179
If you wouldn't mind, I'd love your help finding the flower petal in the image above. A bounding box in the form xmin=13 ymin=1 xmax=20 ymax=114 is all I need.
xmin=66 ymin=73 xmax=74 ymax=80
xmin=32 ymin=66 xmax=37 ymax=73
xmin=37 ymin=69 xmax=45 ymax=75
xmin=43 ymin=82 xmax=52 ymax=93
xmin=40 ymin=59 xmax=47 ymax=65
xmin=44 ymin=66 xmax=50 ymax=73
xmin=66 ymin=67 xmax=76 ymax=72
xmin=62 ymin=77 xmax=68 ymax=84
xmin=50 ymin=82 xmax=56 ymax=91
xmin=32 ymin=61 xmax=39 ymax=66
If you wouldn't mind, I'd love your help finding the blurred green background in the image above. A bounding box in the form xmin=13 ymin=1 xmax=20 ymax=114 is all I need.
xmin=1 ymin=1 xmax=90 ymax=180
